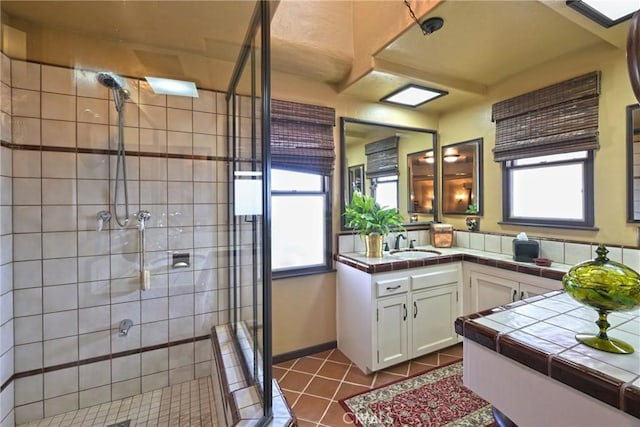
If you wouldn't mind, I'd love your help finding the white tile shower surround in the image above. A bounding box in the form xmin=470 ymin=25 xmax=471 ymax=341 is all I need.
xmin=16 ymin=376 xmax=216 ymax=427
xmin=338 ymin=230 xmax=640 ymax=271
xmin=0 ymin=55 xmax=258 ymax=426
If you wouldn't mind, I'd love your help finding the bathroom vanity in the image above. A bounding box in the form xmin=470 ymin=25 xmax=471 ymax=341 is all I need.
xmin=335 ymin=245 xmax=566 ymax=374
xmin=337 ymin=261 xmax=462 ymax=374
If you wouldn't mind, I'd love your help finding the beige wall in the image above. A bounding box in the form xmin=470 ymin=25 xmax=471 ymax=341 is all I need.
xmin=272 ymin=42 xmax=640 ymax=356
xmin=271 ymin=72 xmax=439 ymax=355
xmin=439 ymin=44 xmax=638 ymax=246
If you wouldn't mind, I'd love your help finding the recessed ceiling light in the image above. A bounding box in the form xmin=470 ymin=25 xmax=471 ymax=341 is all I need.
xmin=566 ymin=0 xmax=639 ymax=28
xmin=380 ymin=84 xmax=447 ymax=108
xmin=145 ymin=76 xmax=199 ymax=97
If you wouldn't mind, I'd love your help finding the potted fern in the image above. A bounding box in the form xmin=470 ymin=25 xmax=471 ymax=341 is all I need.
xmin=344 ymin=192 xmax=405 ymax=257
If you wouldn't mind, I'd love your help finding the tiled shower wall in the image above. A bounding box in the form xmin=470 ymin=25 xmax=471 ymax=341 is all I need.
xmin=1 ymin=52 xmax=13 ymax=427
xmin=0 ymin=54 xmax=232 ymax=426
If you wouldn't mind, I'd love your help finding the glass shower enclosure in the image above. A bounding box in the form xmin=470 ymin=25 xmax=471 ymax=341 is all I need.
xmin=224 ymin=0 xmax=273 ymax=423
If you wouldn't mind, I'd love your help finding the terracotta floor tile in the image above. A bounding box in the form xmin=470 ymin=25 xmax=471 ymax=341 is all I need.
xmin=291 ymin=356 xmax=325 ymax=375
xmin=326 ymin=349 xmax=351 ymax=365
xmin=308 ymin=349 xmax=333 ymax=360
xmin=295 ymin=419 xmax=317 ymax=427
xmin=440 ymin=343 xmax=464 ymax=358
xmin=282 ymin=389 xmax=300 ymax=407
xmin=291 ymin=394 xmax=331 ymax=423
xmin=274 ymin=359 xmax=296 ymax=369
xmin=440 ymin=354 xmax=462 ymax=366
xmin=316 ymin=360 xmax=349 ymax=381
xmin=320 ymin=401 xmax=353 ymax=427
xmin=342 ymin=365 xmax=374 ymax=387
xmin=408 ymin=362 xmax=433 ymax=376
xmin=381 ymin=362 xmax=410 ymax=376
xmin=304 ymin=376 xmax=341 ymax=400
xmin=272 ymin=366 xmax=288 ymax=381
xmin=411 ymin=352 xmax=440 ymax=366
xmin=333 ymin=382 xmax=371 ymax=401
xmin=372 ymin=371 xmax=404 ymax=388
xmin=279 ymin=370 xmax=313 ymax=393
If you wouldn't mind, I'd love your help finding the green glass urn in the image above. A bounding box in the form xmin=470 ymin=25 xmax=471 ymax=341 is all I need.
xmin=563 ymin=244 xmax=640 ymax=354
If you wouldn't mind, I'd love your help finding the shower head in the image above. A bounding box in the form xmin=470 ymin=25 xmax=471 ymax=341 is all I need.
xmin=96 ymin=71 xmax=125 ymax=90
xmin=97 ymin=71 xmax=130 ymax=112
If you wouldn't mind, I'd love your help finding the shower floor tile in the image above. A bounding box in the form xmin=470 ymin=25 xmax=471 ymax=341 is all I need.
xmin=18 ymin=376 xmax=217 ymax=427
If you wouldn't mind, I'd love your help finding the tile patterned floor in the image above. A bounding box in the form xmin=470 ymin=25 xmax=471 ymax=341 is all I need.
xmin=273 ymin=343 xmax=464 ymax=427
xmin=17 ymin=377 xmax=216 ymax=427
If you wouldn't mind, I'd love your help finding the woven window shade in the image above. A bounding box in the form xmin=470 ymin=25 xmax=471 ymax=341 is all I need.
xmin=271 ymin=99 xmax=335 ymax=175
xmin=492 ymin=71 xmax=600 ymax=162
xmin=365 ymin=136 xmax=399 ymax=178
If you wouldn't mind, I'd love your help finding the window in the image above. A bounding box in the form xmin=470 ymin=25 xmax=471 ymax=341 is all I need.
xmin=503 ymin=151 xmax=594 ymax=228
xmin=271 ymin=169 xmax=332 ymax=277
xmin=371 ymin=175 xmax=398 ymax=210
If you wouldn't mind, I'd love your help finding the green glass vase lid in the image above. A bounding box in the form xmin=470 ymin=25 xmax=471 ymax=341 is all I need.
xmin=563 ymin=244 xmax=640 ymax=354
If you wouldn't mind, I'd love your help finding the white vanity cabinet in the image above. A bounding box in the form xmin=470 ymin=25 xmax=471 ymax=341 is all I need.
xmin=337 ymin=262 xmax=462 ymax=374
xmin=464 ymin=263 xmax=562 ymax=314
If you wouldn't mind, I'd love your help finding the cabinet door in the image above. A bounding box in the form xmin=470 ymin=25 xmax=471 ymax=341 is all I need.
xmin=471 ymin=271 xmax=518 ymax=312
xmin=411 ymin=284 xmax=458 ymax=358
xmin=519 ymin=282 xmax=557 ymax=300
xmin=376 ymin=295 xmax=408 ymax=370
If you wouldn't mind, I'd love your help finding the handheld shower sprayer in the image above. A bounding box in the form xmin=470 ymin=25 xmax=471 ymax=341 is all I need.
xmin=97 ymin=71 xmax=130 ymax=227
xmin=136 ymin=210 xmax=152 ymax=291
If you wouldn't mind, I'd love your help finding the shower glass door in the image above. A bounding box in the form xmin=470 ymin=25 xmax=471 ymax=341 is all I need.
xmin=226 ymin=0 xmax=272 ymax=419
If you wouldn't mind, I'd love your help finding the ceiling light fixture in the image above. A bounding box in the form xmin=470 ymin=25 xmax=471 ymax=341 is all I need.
xmin=404 ymin=0 xmax=445 ymax=36
xmin=145 ymin=76 xmax=199 ymax=97
xmin=443 ymin=148 xmax=460 ymax=163
xmin=566 ymin=0 xmax=639 ymax=28
xmin=443 ymin=153 xmax=460 ymax=163
xmin=424 ymin=152 xmax=435 ymax=164
xmin=381 ymin=84 xmax=448 ymax=108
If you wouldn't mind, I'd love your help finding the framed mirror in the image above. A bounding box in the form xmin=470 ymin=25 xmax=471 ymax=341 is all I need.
xmin=441 ymin=138 xmax=483 ymax=215
xmin=340 ymin=118 xmax=438 ymax=229
xmin=407 ymin=149 xmax=435 ymax=214
xmin=348 ymin=164 xmax=364 ymax=202
xmin=627 ymin=105 xmax=640 ymax=221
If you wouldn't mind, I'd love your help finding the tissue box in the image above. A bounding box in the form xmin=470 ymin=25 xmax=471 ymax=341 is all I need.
xmin=513 ymin=239 xmax=539 ymax=262
xmin=431 ymin=224 xmax=453 ymax=248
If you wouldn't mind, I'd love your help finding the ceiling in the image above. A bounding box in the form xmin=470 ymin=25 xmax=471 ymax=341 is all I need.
xmin=0 ymin=0 xmax=635 ymax=114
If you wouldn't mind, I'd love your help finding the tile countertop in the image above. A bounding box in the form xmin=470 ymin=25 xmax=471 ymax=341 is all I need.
xmin=455 ymin=292 xmax=640 ymax=420
xmin=335 ymin=245 xmax=572 ymax=281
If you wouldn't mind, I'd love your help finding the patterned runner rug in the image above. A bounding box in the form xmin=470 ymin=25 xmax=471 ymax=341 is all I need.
xmin=339 ymin=361 xmax=495 ymax=427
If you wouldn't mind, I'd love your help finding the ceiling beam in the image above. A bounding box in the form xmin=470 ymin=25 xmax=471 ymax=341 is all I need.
xmin=373 ymin=58 xmax=488 ymax=96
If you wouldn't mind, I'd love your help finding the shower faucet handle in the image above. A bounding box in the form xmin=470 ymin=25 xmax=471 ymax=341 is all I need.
xmin=136 ymin=210 xmax=151 ymax=231
xmin=96 ymin=210 xmax=112 ymax=232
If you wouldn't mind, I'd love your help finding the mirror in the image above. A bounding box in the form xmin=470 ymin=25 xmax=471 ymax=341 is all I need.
xmin=340 ymin=118 xmax=438 ymax=228
xmin=628 ymin=105 xmax=640 ymax=221
xmin=407 ymin=149 xmax=436 ymax=214
xmin=441 ymin=138 xmax=483 ymax=215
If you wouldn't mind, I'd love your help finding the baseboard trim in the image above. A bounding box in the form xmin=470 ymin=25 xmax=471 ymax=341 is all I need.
xmin=273 ymin=341 xmax=337 ymax=364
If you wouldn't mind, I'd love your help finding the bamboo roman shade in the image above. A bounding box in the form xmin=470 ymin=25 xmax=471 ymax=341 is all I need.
xmin=271 ymin=99 xmax=336 ymax=176
xmin=492 ymin=71 xmax=600 ymax=162
xmin=365 ymin=136 xmax=399 ymax=178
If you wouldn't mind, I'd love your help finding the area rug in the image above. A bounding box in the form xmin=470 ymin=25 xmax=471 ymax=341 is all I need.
xmin=339 ymin=361 xmax=494 ymax=427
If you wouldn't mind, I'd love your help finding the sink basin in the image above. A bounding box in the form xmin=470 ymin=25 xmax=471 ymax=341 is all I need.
xmin=388 ymin=249 xmax=441 ymax=260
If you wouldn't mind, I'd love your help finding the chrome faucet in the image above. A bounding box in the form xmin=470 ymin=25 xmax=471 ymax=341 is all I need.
xmin=119 ymin=319 xmax=133 ymax=337
xmin=394 ymin=233 xmax=407 ymax=250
